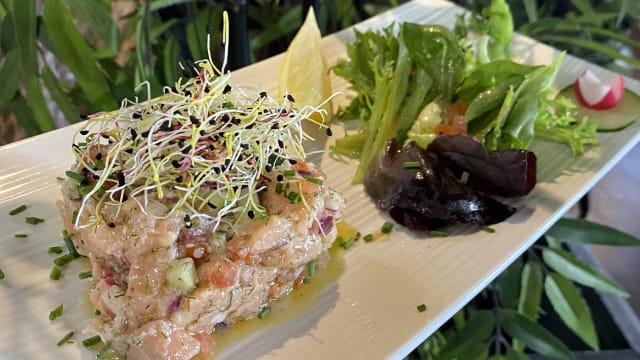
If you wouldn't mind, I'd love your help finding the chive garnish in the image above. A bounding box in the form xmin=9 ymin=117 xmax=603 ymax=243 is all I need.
xmin=49 ymin=304 xmax=64 ymax=321
xmin=403 ymin=161 xmax=421 ymax=169
xmin=50 ymin=266 xmax=62 ymax=280
xmin=54 ymin=254 xmax=75 ymax=267
xmin=429 ymin=230 xmax=449 ymax=237
xmin=363 ymin=234 xmax=373 ymax=242
xmin=482 ymin=226 xmax=496 ymax=233
xmin=26 ymin=216 xmax=45 ymax=225
xmin=304 ymin=176 xmax=324 ymax=185
xmin=459 ymin=171 xmax=470 ymax=185
xmin=381 ymin=221 xmax=394 ymax=234
xmin=14 ymin=233 xmax=28 ymax=239
xmin=56 ymin=331 xmax=74 ymax=346
xmin=9 ymin=204 xmax=28 ymax=216
xmin=307 ymin=260 xmax=316 ymax=277
xmin=417 ymin=304 xmax=427 ymax=312
xmin=79 ymin=270 xmax=93 ymax=279
xmin=0 ymin=269 xmax=4 ymax=280
xmin=82 ymin=335 xmax=102 ymax=347
xmin=63 ymin=231 xmax=80 ymax=258
xmin=258 ymin=306 xmax=272 ymax=319
xmin=283 ymin=170 xmax=296 ymax=177
xmin=48 ymin=246 xmax=64 ymax=254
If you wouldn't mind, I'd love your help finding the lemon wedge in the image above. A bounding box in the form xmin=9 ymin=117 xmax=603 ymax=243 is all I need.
xmin=278 ymin=7 xmax=333 ymax=122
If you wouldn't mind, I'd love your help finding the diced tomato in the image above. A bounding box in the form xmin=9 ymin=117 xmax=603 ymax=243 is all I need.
xmin=206 ymin=258 xmax=238 ymax=289
xmin=436 ymin=100 xmax=468 ymax=136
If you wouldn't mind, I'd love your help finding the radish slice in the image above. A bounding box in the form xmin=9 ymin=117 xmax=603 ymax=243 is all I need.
xmin=574 ymin=69 xmax=624 ymax=110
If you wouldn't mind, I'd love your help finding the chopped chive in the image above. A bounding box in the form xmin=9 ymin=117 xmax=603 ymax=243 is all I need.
xmin=257 ymin=306 xmax=271 ymax=319
xmin=94 ymin=309 xmax=101 ymax=316
xmin=63 ymin=232 xmax=80 ymax=258
xmin=274 ymin=182 xmax=283 ymax=194
xmin=0 ymin=269 xmax=4 ymax=280
xmin=72 ymin=210 xmax=78 ymax=224
xmin=290 ymin=192 xmax=302 ymax=204
xmin=48 ymin=246 xmax=64 ymax=254
xmin=417 ymin=304 xmax=427 ymax=312
xmin=304 ymin=176 xmax=324 ymax=185
xmin=482 ymin=226 xmax=496 ymax=233
xmin=79 ymin=270 xmax=93 ymax=279
xmin=403 ymin=161 xmax=421 ymax=169
xmin=381 ymin=221 xmax=394 ymax=234
xmin=49 ymin=304 xmax=64 ymax=321
xmin=14 ymin=233 xmax=28 ymax=239
xmin=65 ymin=170 xmax=85 ymax=183
xmin=340 ymin=237 xmax=357 ymax=250
xmin=429 ymin=230 xmax=449 ymax=237
xmin=363 ymin=234 xmax=373 ymax=242
xmin=459 ymin=171 xmax=470 ymax=185
xmin=26 ymin=216 xmax=45 ymax=225
xmin=9 ymin=204 xmax=28 ymax=215
xmin=54 ymin=254 xmax=75 ymax=267
xmin=283 ymin=170 xmax=296 ymax=177
xmin=56 ymin=331 xmax=74 ymax=346
xmin=307 ymin=260 xmax=316 ymax=277
xmin=303 ymin=277 xmax=311 ymax=284
xmin=50 ymin=266 xmax=62 ymax=280
xmin=82 ymin=335 xmax=102 ymax=347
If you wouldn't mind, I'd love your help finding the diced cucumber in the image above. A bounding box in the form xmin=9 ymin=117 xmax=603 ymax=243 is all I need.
xmin=558 ymin=84 xmax=640 ymax=132
xmin=166 ymin=257 xmax=197 ymax=295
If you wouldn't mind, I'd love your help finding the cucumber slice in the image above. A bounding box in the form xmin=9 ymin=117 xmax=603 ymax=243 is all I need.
xmin=558 ymin=84 xmax=640 ymax=132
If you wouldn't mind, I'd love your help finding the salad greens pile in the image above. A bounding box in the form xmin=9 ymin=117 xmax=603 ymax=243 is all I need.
xmin=332 ymin=0 xmax=599 ymax=184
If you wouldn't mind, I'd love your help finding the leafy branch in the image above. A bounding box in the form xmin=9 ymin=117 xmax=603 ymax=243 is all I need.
xmin=407 ymin=218 xmax=640 ymax=360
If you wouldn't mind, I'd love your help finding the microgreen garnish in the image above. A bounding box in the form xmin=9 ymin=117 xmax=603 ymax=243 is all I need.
xmin=403 ymin=161 xmax=421 ymax=169
xmin=50 ymin=266 xmax=62 ymax=280
xmin=79 ymin=270 xmax=93 ymax=279
xmin=82 ymin=335 xmax=102 ymax=348
xmin=14 ymin=233 xmax=28 ymax=239
xmin=417 ymin=304 xmax=427 ymax=312
xmin=67 ymin=14 xmax=332 ymax=231
xmin=25 ymin=216 xmax=45 ymax=225
xmin=381 ymin=221 xmax=394 ymax=234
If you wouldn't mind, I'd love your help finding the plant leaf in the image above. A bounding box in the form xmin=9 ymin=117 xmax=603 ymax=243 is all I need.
xmin=538 ymin=34 xmax=640 ymax=69
xmin=41 ymin=65 xmax=81 ymax=124
xmin=545 ymin=272 xmax=599 ymax=350
xmin=570 ymin=0 xmax=594 ymax=14
xmin=9 ymin=97 xmax=40 ymax=136
xmin=62 ymin=0 xmax=119 ymax=51
xmin=0 ymin=49 xmax=20 ymax=112
xmin=1 ymin=10 xmax=16 ymax=52
xmin=42 ymin=0 xmax=117 ymax=110
xmin=547 ymin=218 xmax=640 ymax=246
xmin=542 ymin=247 xmax=628 ymax=296
xmin=162 ymin=35 xmax=180 ymax=85
xmin=25 ymin=75 xmax=57 ymax=133
xmin=150 ymin=0 xmax=195 ymax=12
xmin=517 ymin=261 xmax=543 ymax=318
xmin=494 ymin=257 xmax=523 ymax=309
xmin=505 ymin=346 xmax=529 ymax=360
xmin=12 ymin=0 xmax=37 ymax=74
xmin=437 ymin=310 xmax=495 ymax=359
xmin=501 ymin=309 xmax=573 ymax=360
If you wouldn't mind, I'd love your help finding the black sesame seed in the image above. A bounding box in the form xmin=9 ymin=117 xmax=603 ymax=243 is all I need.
xmin=140 ymin=130 xmax=149 ymax=138
xmin=231 ymin=117 xmax=241 ymax=125
xmin=278 ymin=140 xmax=284 ymax=148
xmin=80 ymin=114 xmax=89 ymax=120
xmin=133 ymin=112 xmax=142 ymax=119
xmin=171 ymin=160 xmax=181 ymax=168
xmin=204 ymin=86 xmax=210 ymax=93
xmin=286 ymin=94 xmax=295 ymax=102
xmin=95 ymin=153 xmax=103 ymax=160
xmin=223 ymin=84 xmax=232 ymax=94
xmin=206 ymin=24 xmax=212 ymax=34
xmin=259 ymin=91 xmax=267 ymax=98
xmin=107 ymin=222 xmax=115 ymax=228
xmin=199 ymin=130 xmax=206 ymax=136
xmin=276 ymin=174 xmax=284 ymax=182
xmin=124 ymin=148 xmax=134 ymax=154
xmin=208 ymin=118 xmax=216 ymax=125
xmin=265 ymin=164 xmax=272 ymax=172
xmin=182 ymin=145 xmax=192 ymax=154
xmin=271 ymin=123 xmax=279 ymax=130
xmin=79 ymin=130 xmax=89 ymax=135
xmin=289 ymin=159 xmax=297 ymax=165
xmin=117 ymin=173 xmax=125 ymax=186
xmin=190 ymin=115 xmax=201 ymax=126
xmin=207 ymin=201 xmax=217 ymax=209
xmin=184 ymin=90 xmax=192 ymax=97
xmin=325 ymin=127 xmax=333 ymax=136
xmin=247 ymin=210 xmax=255 ymax=219
xmin=175 ymin=175 xmax=183 ymax=183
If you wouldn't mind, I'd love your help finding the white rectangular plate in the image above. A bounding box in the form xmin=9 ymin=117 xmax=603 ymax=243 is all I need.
xmin=1 ymin=0 xmax=639 ymax=359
